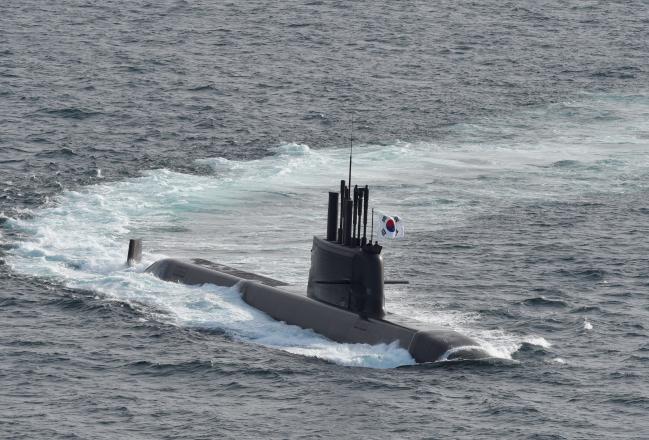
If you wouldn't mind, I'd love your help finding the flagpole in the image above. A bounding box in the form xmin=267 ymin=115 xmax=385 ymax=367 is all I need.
xmin=370 ymin=207 xmax=374 ymax=244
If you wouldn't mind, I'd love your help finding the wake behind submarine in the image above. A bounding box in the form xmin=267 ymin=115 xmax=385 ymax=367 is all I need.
xmin=130 ymin=178 xmax=490 ymax=363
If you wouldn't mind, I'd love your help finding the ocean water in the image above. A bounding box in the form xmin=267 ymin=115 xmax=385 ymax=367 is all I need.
xmin=1 ymin=1 xmax=649 ymax=438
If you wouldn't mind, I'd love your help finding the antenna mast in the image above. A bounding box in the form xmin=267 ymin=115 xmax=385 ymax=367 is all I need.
xmin=348 ymin=113 xmax=353 ymax=189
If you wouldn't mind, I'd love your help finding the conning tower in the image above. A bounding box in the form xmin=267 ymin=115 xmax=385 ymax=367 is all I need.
xmin=307 ymin=181 xmax=386 ymax=319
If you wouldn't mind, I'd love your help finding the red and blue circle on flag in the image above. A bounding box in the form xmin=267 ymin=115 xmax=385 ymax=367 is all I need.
xmin=385 ymin=218 xmax=396 ymax=233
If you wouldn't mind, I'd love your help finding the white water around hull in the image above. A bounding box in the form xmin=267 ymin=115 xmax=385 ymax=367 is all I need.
xmin=5 ymin=94 xmax=648 ymax=367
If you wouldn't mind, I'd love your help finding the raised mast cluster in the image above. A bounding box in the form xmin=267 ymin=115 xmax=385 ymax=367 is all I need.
xmin=327 ymin=180 xmax=369 ymax=247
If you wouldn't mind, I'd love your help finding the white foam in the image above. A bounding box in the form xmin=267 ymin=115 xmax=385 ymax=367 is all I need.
xmin=584 ymin=319 xmax=593 ymax=330
xmin=4 ymin=138 xmax=559 ymax=366
xmin=6 ymin=243 xmax=414 ymax=368
xmin=386 ymin=299 xmax=550 ymax=360
xmin=3 ymin=166 xmax=417 ymax=368
xmin=524 ymin=337 xmax=552 ymax=349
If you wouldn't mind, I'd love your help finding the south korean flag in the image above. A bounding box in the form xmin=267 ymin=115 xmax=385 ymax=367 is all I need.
xmin=374 ymin=210 xmax=405 ymax=241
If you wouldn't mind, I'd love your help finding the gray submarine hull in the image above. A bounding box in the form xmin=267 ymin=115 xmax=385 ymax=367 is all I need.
xmin=140 ymin=181 xmax=490 ymax=364
xmin=145 ymin=257 xmax=487 ymax=363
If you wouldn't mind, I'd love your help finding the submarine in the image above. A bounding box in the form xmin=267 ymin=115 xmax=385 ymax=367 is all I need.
xmin=130 ymin=178 xmax=489 ymax=363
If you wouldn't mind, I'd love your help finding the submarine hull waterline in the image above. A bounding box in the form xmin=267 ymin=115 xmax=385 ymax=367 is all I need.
xmin=145 ymin=258 xmax=488 ymax=364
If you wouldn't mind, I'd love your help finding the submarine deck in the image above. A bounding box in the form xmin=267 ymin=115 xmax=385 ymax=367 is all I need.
xmin=191 ymin=258 xmax=289 ymax=287
xmin=145 ymin=257 xmax=486 ymax=362
xmin=190 ymin=258 xmax=440 ymax=333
